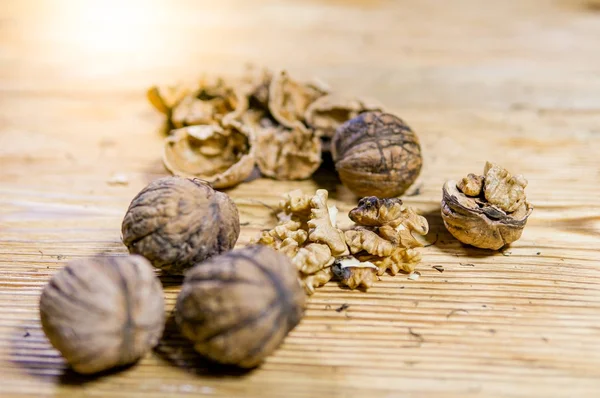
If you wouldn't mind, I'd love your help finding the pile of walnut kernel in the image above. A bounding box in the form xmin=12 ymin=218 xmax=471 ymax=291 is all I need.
xmin=254 ymin=189 xmax=429 ymax=294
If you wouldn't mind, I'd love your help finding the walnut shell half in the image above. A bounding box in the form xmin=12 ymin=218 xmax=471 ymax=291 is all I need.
xmin=441 ymin=180 xmax=533 ymax=250
xmin=175 ymin=245 xmax=306 ymax=368
xmin=39 ymin=256 xmax=165 ymax=374
xmin=332 ymin=111 xmax=422 ymax=198
xmin=163 ymin=122 xmax=255 ymax=189
xmin=122 ymin=177 xmax=240 ymax=275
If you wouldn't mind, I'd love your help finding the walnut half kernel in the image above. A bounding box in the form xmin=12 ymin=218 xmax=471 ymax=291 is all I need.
xmin=332 ymin=256 xmax=378 ymax=290
xmin=441 ymin=162 xmax=533 ymax=250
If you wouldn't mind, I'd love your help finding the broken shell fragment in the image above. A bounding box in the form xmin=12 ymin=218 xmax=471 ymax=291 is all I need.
xmin=147 ymin=84 xmax=189 ymax=115
xmin=254 ymin=123 xmax=322 ymax=180
xmin=305 ymin=94 xmax=383 ymax=138
xmin=268 ymin=70 xmax=327 ymax=128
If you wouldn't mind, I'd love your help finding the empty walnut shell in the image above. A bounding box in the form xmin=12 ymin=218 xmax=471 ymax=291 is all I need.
xmin=441 ymin=180 xmax=533 ymax=250
xmin=332 ymin=111 xmax=422 ymax=198
xmin=39 ymin=256 xmax=165 ymax=374
xmin=175 ymin=245 xmax=306 ymax=368
xmin=122 ymin=177 xmax=240 ymax=275
xmin=163 ymin=122 xmax=255 ymax=189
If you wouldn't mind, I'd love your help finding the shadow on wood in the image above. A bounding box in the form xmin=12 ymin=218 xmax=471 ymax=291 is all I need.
xmin=153 ymin=312 xmax=254 ymax=378
xmin=158 ymin=273 xmax=185 ymax=288
xmin=9 ymin=320 xmax=138 ymax=385
xmin=420 ymin=208 xmax=498 ymax=258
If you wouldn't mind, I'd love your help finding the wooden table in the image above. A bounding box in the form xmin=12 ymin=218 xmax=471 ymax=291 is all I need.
xmin=2 ymin=1 xmax=600 ymax=396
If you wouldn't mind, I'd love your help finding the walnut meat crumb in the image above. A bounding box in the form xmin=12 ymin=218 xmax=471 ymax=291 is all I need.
xmin=122 ymin=177 xmax=240 ymax=274
xmin=39 ymin=256 xmax=165 ymax=374
xmin=441 ymin=162 xmax=533 ymax=250
xmin=175 ymin=245 xmax=306 ymax=368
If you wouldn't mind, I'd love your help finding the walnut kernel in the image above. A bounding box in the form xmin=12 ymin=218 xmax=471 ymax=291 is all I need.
xmin=332 ymin=111 xmax=423 ymax=198
xmin=39 ymin=256 xmax=165 ymax=374
xmin=121 ymin=177 xmax=240 ymax=275
xmin=332 ymin=257 xmax=378 ymax=290
xmin=457 ymin=173 xmax=484 ymax=197
xmin=175 ymin=245 xmax=306 ymax=368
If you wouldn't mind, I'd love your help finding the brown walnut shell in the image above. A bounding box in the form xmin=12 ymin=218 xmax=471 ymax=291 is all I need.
xmin=121 ymin=177 xmax=240 ymax=275
xmin=175 ymin=245 xmax=306 ymax=368
xmin=254 ymin=122 xmax=322 ymax=180
xmin=163 ymin=123 xmax=255 ymax=189
xmin=268 ymin=70 xmax=327 ymax=128
xmin=441 ymin=180 xmax=533 ymax=250
xmin=332 ymin=111 xmax=422 ymax=198
xmin=39 ymin=255 xmax=165 ymax=374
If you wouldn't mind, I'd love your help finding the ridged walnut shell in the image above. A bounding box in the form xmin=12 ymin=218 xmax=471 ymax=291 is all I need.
xmin=332 ymin=111 xmax=422 ymax=198
xmin=121 ymin=177 xmax=240 ymax=275
xmin=441 ymin=180 xmax=533 ymax=250
xmin=175 ymin=245 xmax=306 ymax=368
xmin=39 ymin=255 xmax=165 ymax=374
xmin=163 ymin=123 xmax=255 ymax=189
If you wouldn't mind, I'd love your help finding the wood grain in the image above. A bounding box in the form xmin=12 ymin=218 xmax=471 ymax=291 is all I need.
xmin=2 ymin=0 xmax=600 ymax=397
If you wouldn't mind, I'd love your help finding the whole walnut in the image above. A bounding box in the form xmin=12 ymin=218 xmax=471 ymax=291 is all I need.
xmin=39 ymin=255 xmax=165 ymax=374
xmin=122 ymin=176 xmax=240 ymax=275
xmin=332 ymin=111 xmax=422 ymax=198
xmin=175 ymin=245 xmax=306 ymax=368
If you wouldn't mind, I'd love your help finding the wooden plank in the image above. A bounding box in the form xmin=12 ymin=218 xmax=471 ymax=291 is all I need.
xmin=1 ymin=0 xmax=600 ymax=396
